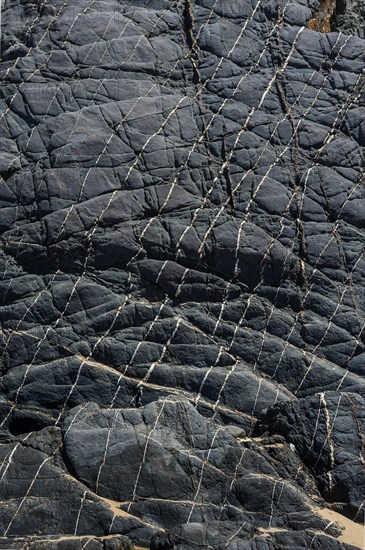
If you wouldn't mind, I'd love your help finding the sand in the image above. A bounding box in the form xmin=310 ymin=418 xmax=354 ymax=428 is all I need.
xmin=317 ymin=507 xmax=365 ymax=550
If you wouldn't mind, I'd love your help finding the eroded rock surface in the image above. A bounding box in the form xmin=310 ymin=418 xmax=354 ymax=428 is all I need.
xmin=259 ymin=392 xmax=365 ymax=521
xmin=0 ymin=0 xmax=364 ymax=547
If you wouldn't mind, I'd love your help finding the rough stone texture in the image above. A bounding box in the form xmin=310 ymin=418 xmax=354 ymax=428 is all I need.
xmin=0 ymin=537 xmax=135 ymax=550
xmin=0 ymin=0 xmax=364 ymax=548
xmin=150 ymin=528 xmax=357 ymax=550
xmin=258 ymin=392 xmax=365 ymax=521
xmin=335 ymin=0 xmax=365 ymax=37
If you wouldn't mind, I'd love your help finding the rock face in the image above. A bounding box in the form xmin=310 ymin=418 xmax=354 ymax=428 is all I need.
xmin=259 ymin=392 xmax=365 ymax=521
xmin=0 ymin=0 xmax=364 ymax=548
xmin=335 ymin=0 xmax=365 ymax=37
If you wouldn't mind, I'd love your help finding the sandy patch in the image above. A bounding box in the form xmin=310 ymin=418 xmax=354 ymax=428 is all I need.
xmin=317 ymin=507 xmax=365 ymax=549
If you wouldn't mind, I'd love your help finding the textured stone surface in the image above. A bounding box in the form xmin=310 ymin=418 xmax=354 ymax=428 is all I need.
xmin=0 ymin=0 xmax=364 ymax=547
xmin=258 ymin=392 xmax=365 ymax=520
xmin=335 ymin=0 xmax=365 ymax=37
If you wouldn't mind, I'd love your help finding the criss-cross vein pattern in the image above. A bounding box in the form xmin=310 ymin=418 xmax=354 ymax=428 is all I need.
xmin=0 ymin=0 xmax=365 ymax=546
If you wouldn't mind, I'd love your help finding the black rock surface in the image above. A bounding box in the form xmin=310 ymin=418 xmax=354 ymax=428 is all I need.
xmin=0 ymin=0 xmax=364 ymax=548
xmin=258 ymin=391 xmax=365 ymax=520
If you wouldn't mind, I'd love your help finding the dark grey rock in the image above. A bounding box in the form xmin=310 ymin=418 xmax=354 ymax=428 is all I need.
xmin=0 ymin=0 xmax=364 ymax=548
xmin=62 ymin=397 xmax=341 ymax=540
xmin=258 ymin=392 xmax=365 ymax=521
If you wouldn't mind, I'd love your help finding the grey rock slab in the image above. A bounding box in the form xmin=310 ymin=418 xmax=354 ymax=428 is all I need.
xmin=0 ymin=0 xmax=364 ymax=547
